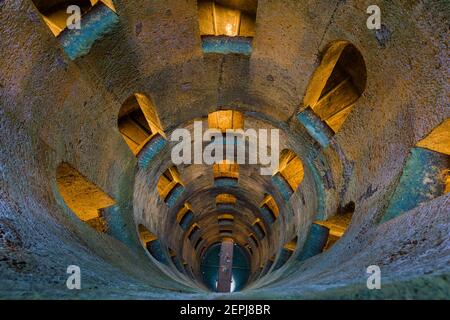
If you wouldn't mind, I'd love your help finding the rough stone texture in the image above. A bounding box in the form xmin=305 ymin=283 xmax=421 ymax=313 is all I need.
xmin=0 ymin=0 xmax=449 ymax=299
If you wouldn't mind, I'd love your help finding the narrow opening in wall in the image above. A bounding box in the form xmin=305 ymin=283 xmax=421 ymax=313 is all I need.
xmin=278 ymin=150 xmax=304 ymax=190
xmin=216 ymin=194 xmax=237 ymax=205
xmin=32 ymin=0 xmax=118 ymax=59
xmin=252 ymin=219 xmax=266 ymax=239
xmin=177 ymin=203 xmax=194 ymax=231
xmin=214 ymin=161 xmax=239 ymax=186
xmin=56 ymin=162 xmax=116 ymax=232
xmin=218 ymin=214 xmax=234 ymax=226
xmin=214 ymin=161 xmax=239 ymax=178
xmin=157 ymin=167 xmax=184 ymax=207
xmin=169 ymin=248 xmax=185 ymax=274
xmin=32 ymin=0 xmax=116 ymax=36
xmin=284 ymin=236 xmax=297 ymax=251
xmin=259 ymin=194 xmax=279 ymax=224
xmin=272 ymin=150 xmax=304 ymax=200
xmin=208 ymin=110 xmax=244 ymax=132
xmin=197 ymin=1 xmax=257 ymax=54
xmin=118 ymin=93 xmax=165 ymax=156
xmin=303 ymin=40 xmax=367 ymax=133
xmin=194 ymin=237 xmax=204 ymax=250
xmin=188 ymin=224 xmax=201 ymax=241
xmin=220 ymin=229 xmax=233 ymax=236
xmin=273 ymin=236 xmax=297 ymax=270
xmin=138 ymin=224 xmax=167 ymax=264
xmin=314 ymin=203 xmax=354 ymax=251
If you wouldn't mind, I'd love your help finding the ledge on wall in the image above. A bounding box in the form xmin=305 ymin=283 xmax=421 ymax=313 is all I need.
xmin=59 ymin=3 xmax=119 ymax=60
xmin=201 ymin=36 xmax=253 ymax=55
xmin=273 ymin=247 xmax=294 ymax=271
xmin=297 ymin=107 xmax=334 ymax=148
xmin=137 ymin=135 xmax=167 ymax=170
xmin=214 ymin=177 xmax=238 ymax=187
xmin=146 ymin=239 xmax=169 ymax=265
xmin=165 ymin=184 xmax=185 ymax=209
xmin=296 ymin=223 xmax=329 ymax=261
xmin=272 ymin=173 xmax=293 ymax=201
xmin=380 ymin=147 xmax=449 ymax=223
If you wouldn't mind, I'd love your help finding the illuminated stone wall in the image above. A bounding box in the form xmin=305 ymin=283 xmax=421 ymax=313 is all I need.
xmin=0 ymin=0 xmax=448 ymax=299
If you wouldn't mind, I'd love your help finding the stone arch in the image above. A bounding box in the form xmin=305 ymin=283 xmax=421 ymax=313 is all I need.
xmin=272 ymin=149 xmax=304 ymax=200
xmin=138 ymin=224 xmax=167 ymax=264
xmin=303 ymin=40 xmax=367 ymax=133
xmin=118 ymin=93 xmax=166 ymax=156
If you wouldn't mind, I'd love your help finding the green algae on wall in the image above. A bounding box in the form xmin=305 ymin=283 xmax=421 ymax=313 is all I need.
xmin=381 ymin=147 xmax=449 ymax=223
xmin=201 ymin=36 xmax=253 ymax=55
xmin=59 ymin=4 xmax=119 ymax=60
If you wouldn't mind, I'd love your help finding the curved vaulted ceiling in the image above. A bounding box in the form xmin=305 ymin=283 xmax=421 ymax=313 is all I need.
xmin=0 ymin=0 xmax=449 ymax=299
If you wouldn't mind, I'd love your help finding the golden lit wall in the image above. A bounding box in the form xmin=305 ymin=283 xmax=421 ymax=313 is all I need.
xmin=216 ymin=193 xmax=237 ymax=204
xmin=176 ymin=203 xmax=193 ymax=223
xmin=138 ymin=224 xmax=158 ymax=245
xmin=157 ymin=167 xmax=182 ymax=200
xmin=33 ymin=0 xmax=116 ymax=37
xmin=260 ymin=194 xmax=279 ymax=219
xmin=415 ymin=118 xmax=450 ymax=195
xmin=118 ymin=93 xmax=165 ymax=155
xmin=416 ymin=118 xmax=450 ymax=156
xmin=208 ymin=110 xmax=244 ymax=132
xmin=303 ymin=41 xmax=366 ymax=132
xmin=314 ymin=212 xmax=353 ymax=251
xmin=213 ymin=161 xmax=239 ymax=179
xmin=56 ymin=163 xmax=115 ymax=231
xmin=277 ymin=150 xmax=304 ymax=191
xmin=198 ymin=1 xmax=256 ymax=37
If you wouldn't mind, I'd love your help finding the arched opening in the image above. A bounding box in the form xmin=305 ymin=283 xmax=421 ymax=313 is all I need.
xmin=219 ymin=228 xmax=233 ymax=237
xmin=118 ymin=93 xmax=166 ymax=159
xmin=273 ymin=236 xmax=297 ymax=270
xmin=56 ymin=162 xmax=116 ymax=232
xmin=252 ymin=218 xmax=266 ymax=240
xmin=260 ymin=255 xmax=274 ymax=276
xmin=187 ymin=223 xmax=201 ymax=242
xmin=272 ymin=149 xmax=304 ymax=200
xmin=138 ymin=224 xmax=167 ymax=264
xmin=218 ymin=214 xmax=234 ymax=226
xmin=169 ymin=248 xmax=185 ymax=274
xmin=296 ymin=223 xmax=329 ymax=262
xmin=314 ymin=202 xmax=355 ymax=251
xmin=176 ymin=203 xmax=195 ymax=231
xmin=259 ymin=194 xmax=279 ymax=224
xmin=213 ymin=161 xmax=239 ymax=187
xmin=208 ymin=110 xmax=244 ymax=132
xmin=216 ymin=194 xmax=237 ymax=211
xmin=31 ymin=0 xmax=118 ymax=59
xmin=302 ymin=40 xmax=367 ymax=133
xmin=194 ymin=237 xmax=205 ymax=250
xmin=198 ymin=1 xmax=257 ymax=54
xmin=157 ymin=167 xmax=185 ymax=208
xmin=32 ymin=0 xmax=116 ymax=36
